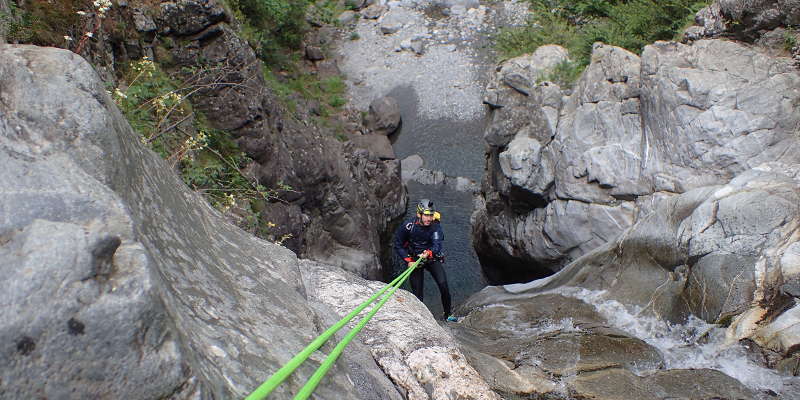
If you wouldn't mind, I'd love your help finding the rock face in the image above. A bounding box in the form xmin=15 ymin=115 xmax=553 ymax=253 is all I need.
xmin=0 ymin=44 xmax=400 ymax=399
xmin=155 ymin=0 xmax=407 ymax=280
xmin=74 ymin=0 xmax=406 ymax=279
xmin=458 ymin=164 xmax=799 ymax=398
xmin=686 ymin=0 xmax=800 ymax=42
xmin=473 ymin=39 xmax=800 ymax=283
xmin=300 ymin=260 xmax=500 ymax=400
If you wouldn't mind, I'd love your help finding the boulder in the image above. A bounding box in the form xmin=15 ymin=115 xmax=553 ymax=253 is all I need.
xmin=380 ymin=12 xmax=405 ymax=35
xmin=365 ymin=96 xmax=402 ymax=135
xmin=349 ymin=133 xmax=397 ymax=159
xmin=361 ymin=4 xmax=386 ymax=19
xmin=400 ymin=154 xmax=425 ymax=182
xmin=305 ymin=45 xmax=325 ymax=61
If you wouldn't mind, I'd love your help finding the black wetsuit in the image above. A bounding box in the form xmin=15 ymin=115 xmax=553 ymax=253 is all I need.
xmin=393 ymin=218 xmax=451 ymax=317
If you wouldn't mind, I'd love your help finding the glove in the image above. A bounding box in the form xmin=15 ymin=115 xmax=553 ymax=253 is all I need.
xmin=421 ymin=249 xmax=433 ymax=259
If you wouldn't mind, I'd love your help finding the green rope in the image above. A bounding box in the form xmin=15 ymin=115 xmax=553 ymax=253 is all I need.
xmin=245 ymin=257 xmax=421 ymax=400
xmin=293 ymin=263 xmax=415 ymax=399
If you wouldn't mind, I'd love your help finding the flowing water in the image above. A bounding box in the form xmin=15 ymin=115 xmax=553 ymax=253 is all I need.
xmin=555 ymin=287 xmax=800 ymax=399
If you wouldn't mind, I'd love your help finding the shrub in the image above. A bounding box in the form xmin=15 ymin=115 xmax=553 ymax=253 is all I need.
xmin=498 ymin=0 xmax=709 ymax=68
xmin=112 ymin=58 xmax=285 ymax=226
xmin=228 ymin=0 xmax=311 ymax=65
xmin=540 ymin=59 xmax=583 ymax=88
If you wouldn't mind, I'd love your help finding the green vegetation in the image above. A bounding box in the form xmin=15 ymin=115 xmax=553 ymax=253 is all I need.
xmin=112 ymin=58 xmax=287 ymax=236
xmin=496 ymin=0 xmax=709 ymax=85
xmin=8 ymin=0 xmax=355 ymax=241
xmin=785 ymin=29 xmax=798 ymax=52
xmin=1 ymin=0 xmax=87 ymax=45
xmin=0 ymin=2 xmax=34 ymax=43
xmin=264 ymin=69 xmax=348 ymax=117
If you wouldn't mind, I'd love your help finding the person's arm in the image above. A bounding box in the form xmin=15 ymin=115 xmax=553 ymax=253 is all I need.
xmin=430 ymin=223 xmax=443 ymax=256
xmin=394 ymin=222 xmax=414 ymax=265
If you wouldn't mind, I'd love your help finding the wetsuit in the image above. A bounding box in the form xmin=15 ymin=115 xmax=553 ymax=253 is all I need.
xmin=393 ymin=218 xmax=451 ymax=317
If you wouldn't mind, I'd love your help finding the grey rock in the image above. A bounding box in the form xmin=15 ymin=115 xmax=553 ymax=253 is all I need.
xmin=380 ymin=12 xmax=405 ymax=35
xmin=410 ymin=38 xmax=425 ymax=55
xmin=0 ymin=44 xmax=370 ymax=399
xmin=572 ymin=368 xmax=755 ymax=400
xmin=158 ymin=0 xmax=227 ymax=36
xmin=133 ymin=8 xmax=157 ymax=32
xmin=300 ymin=260 xmax=500 ymax=400
xmin=360 ymin=4 xmax=386 ymax=19
xmin=349 ymin=134 xmax=396 ymax=159
xmin=474 ymin=39 xmax=800 ymax=281
xmin=500 ymin=164 xmax=800 ymax=331
xmin=305 ymin=45 xmax=325 ymax=61
xmin=338 ymin=10 xmax=357 ymax=25
xmin=365 ymin=96 xmax=402 ymax=135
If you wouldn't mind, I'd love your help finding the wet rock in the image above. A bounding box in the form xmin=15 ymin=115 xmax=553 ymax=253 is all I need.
xmin=572 ymin=368 xmax=755 ymax=400
xmin=450 ymin=294 xmax=663 ymax=397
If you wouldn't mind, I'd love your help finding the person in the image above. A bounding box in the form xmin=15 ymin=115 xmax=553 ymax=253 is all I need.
xmin=394 ymin=199 xmax=456 ymax=322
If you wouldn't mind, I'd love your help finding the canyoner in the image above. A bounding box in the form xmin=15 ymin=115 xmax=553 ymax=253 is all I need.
xmin=394 ymin=198 xmax=457 ymax=322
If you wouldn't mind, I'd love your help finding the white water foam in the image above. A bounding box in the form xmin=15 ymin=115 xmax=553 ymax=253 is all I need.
xmin=553 ymin=287 xmax=800 ymax=398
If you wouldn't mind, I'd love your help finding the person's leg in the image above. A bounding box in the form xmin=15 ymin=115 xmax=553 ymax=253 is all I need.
xmin=409 ymin=267 xmax=424 ymax=301
xmin=427 ymin=261 xmax=452 ymax=317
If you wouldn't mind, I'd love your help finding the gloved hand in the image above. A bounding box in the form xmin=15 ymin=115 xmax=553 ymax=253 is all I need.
xmin=419 ymin=249 xmax=433 ymax=259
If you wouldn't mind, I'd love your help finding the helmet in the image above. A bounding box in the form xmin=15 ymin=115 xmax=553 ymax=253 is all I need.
xmin=416 ymin=199 xmax=435 ymax=215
